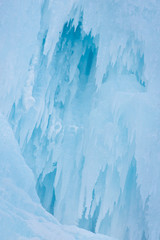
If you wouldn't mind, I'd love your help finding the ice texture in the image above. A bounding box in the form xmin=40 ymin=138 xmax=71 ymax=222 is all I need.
xmin=0 ymin=0 xmax=160 ymax=240
xmin=0 ymin=113 xmax=115 ymax=240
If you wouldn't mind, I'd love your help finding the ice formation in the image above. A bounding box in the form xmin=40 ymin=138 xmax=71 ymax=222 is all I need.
xmin=0 ymin=0 xmax=160 ymax=239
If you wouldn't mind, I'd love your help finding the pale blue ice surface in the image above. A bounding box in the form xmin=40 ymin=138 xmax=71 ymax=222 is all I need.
xmin=0 ymin=0 xmax=160 ymax=239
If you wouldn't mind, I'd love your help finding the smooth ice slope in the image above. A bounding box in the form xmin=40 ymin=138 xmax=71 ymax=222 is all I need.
xmin=1 ymin=0 xmax=160 ymax=240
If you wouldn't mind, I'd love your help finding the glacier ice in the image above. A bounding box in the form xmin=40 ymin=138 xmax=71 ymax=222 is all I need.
xmin=0 ymin=0 xmax=160 ymax=240
xmin=0 ymin=113 xmax=115 ymax=240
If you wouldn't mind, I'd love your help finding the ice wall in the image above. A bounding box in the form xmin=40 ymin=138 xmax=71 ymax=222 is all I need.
xmin=1 ymin=0 xmax=160 ymax=240
xmin=0 ymin=114 xmax=115 ymax=240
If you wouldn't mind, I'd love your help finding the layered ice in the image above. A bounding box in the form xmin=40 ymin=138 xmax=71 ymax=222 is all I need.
xmin=1 ymin=0 xmax=160 ymax=240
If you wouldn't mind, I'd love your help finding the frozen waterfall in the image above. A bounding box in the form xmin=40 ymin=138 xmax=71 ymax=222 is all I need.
xmin=0 ymin=0 xmax=160 ymax=239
